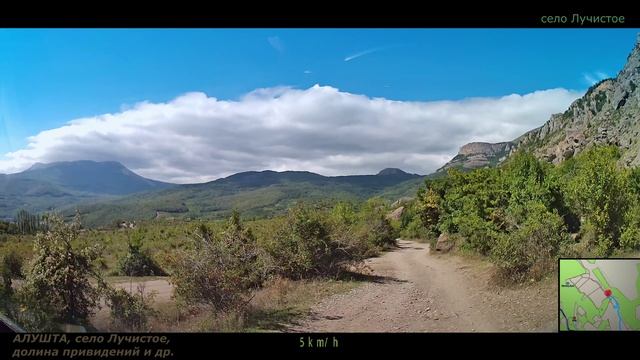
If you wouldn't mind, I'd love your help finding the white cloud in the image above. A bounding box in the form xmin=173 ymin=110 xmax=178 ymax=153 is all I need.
xmin=0 ymin=85 xmax=581 ymax=183
xmin=344 ymin=47 xmax=385 ymax=62
xmin=267 ymin=36 xmax=285 ymax=53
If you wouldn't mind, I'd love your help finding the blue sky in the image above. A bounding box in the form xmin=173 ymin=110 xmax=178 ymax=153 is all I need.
xmin=0 ymin=29 xmax=638 ymax=181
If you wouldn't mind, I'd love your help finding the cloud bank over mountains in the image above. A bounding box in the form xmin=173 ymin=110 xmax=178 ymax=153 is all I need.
xmin=0 ymin=85 xmax=581 ymax=183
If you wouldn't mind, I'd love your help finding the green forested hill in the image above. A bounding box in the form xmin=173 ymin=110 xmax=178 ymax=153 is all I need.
xmin=66 ymin=169 xmax=425 ymax=227
xmin=0 ymin=161 xmax=174 ymax=220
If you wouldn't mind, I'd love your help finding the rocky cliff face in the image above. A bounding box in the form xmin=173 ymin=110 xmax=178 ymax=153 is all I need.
xmin=439 ymin=34 xmax=640 ymax=172
xmin=438 ymin=142 xmax=514 ymax=171
xmin=515 ymin=34 xmax=640 ymax=166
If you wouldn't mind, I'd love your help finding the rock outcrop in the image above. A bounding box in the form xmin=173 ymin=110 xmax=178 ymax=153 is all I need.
xmin=386 ymin=206 xmax=405 ymax=221
xmin=438 ymin=142 xmax=514 ymax=172
xmin=514 ymin=35 xmax=640 ymax=166
xmin=439 ymin=34 xmax=640 ymax=171
xmin=435 ymin=233 xmax=454 ymax=252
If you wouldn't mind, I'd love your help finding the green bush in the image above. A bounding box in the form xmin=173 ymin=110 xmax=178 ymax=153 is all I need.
xmin=2 ymin=250 xmax=23 ymax=280
xmin=415 ymin=187 xmax=441 ymax=234
xmin=455 ymin=212 xmax=499 ymax=255
xmin=358 ymin=198 xmax=397 ymax=248
xmin=565 ymin=146 xmax=628 ymax=254
xmin=360 ymin=214 xmax=396 ymax=248
xmin=0 ymin=220 xmax=18 ymax=235
xmin=620 ymin=225 xmax=640 ymax=250
xmin=399 ymin=217 xmax=431 ymax=239
xmin=329 ymin=201 xmax=357 ymax=225
xmin=107 ymin=285 xmax=158 ymax=331
xmin=265 ymin=205 xmax=336 ymax=279
xmin=620 ymin=202 xmax=640 ymax=250
xmin=491 ymin=203 xmax=570 ymax=281
xmin=264 ymin=204 xmax=369 ymax=279
xmin=1 ymin=250 xmax=24 ymax=298
xmin=167 ymin=211 xmax=266 ymax=311
xmin=18 ymin=214 xmax=107 ymax=330
xmin=118 ymin=230 xmax=166 ymax=276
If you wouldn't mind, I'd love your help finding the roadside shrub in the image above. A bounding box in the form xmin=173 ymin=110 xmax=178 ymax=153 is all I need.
xmin=456 ymin=213 xmax=498 ymax=255
xmin=329 ymin=221 xmax=377 ymax=260
xmin=491 ymin=203 xmax=569 ymax=281
xmin=167 ymin=211 xmax=266 ymax=312
xmin=1 ymin=250 xmax=24 ymax=285
xmin=565 ymin=146 xmax=628 ymax=253
xmin=620 ymin=202 xmax=640 ymax=250
xmin=358 ymin=198 xmax=397 ymax=248
xmin=415 ymin=188 xmax=441 ymax=234
xmin=361 ymin=215 xmax=396 ymax=248
xmin=18 ymin=214 xmax=107 ymax=330
xmin=107 ymin=284 xmax=158 ymax=331
xmin=400 ymin=217 xmax=431 ymax=239
xmin=118 ymin=230 xmax=166 ymax=276
xmin=265 ymin=205 xmax=333 ymax=279
xmin=620 ymin=225 xmax=640 ymax=250
xmin=265 ymin=204 xmax=363 ymax=279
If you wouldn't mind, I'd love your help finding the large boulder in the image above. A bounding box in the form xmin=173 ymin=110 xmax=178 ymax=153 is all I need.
xmin=386 ymin=206 xmax=405 ymax=221
xmin=435 ymin=233 xmax=454 ymax=252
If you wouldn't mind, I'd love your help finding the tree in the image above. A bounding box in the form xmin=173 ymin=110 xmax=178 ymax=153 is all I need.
xmin=19 ymin=214 xmax=107 ymax=328
xmin=416 ymin=187 xmax=441 ymax=234
xmin=565 ymin=146 xmax=628 ymax=255
xmin=502 ymin=151 xmax=551 ymax=209
xmin=16 ymin=209 xmax=40 ymax=235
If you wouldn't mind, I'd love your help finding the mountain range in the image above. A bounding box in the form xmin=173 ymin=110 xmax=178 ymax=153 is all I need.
xmin=3 ymin=35 xmax=640 ymax=227
xmin=0 ymin=161 xmax=172 ymax=221
xmin=0 ymin=162 xmax=424 ymax=226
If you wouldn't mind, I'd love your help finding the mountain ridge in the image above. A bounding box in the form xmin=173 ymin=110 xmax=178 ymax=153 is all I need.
xmin=0 ymin=161 xmax=425 ymax=225
xmin=64 ymin=166 xmax=424 ymax=227
xmin=438 ymin=34 xmax=640 ymax=172
xmin=0 ymin=160 xmax=175 ymax=220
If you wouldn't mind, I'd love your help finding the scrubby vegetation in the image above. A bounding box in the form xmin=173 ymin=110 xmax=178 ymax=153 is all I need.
xmin=106 ymin=285 xmax=158 ymax=331
xmin=411 ymin=146 xmax=640 ymax=281
xmin=3 ymin=214 xmax=109 ymax=331
xmin=167 ymin=211 xmax=267 ymax=312
xmin=3 ymin=146 xmax=637 ymax=331
xmin=166 ymin=202 xmax=396 ymax=320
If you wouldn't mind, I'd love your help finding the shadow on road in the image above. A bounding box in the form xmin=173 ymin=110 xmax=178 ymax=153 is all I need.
xmin=338 ymin=271 xmax=407 ymax=284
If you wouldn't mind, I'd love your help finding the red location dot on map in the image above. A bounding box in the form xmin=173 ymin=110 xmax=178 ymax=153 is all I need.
xmin=604 ymin=289 xmax=612 ymax=297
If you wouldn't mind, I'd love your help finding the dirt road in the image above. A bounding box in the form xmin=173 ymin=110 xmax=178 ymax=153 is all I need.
xmin=110 ymin=279 xmax=174 ymax=303
xmin=292 ymin=239 xmax=557 ymax=332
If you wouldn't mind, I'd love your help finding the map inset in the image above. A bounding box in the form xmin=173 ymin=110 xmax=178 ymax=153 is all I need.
xmin=559 ymin=259 xmax=640 ymax=331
